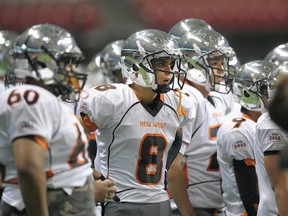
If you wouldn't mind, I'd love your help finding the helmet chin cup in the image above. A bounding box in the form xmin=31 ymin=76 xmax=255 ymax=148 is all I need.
xmin=155 ymin=84 xmax=171 ymax=94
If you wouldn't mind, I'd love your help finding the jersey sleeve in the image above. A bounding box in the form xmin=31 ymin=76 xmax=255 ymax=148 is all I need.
xmin=178 ymin=92 xmax=196 ymax=129
xmin=4 ymin=88 xmax=57 ymax=144
xmin=261 ymin=128 xmax=288 ymax=153
xmin=217 ymin=128 xmax=255 ymax=162
xmin=78 ymin=87 xmax=117 ymax=129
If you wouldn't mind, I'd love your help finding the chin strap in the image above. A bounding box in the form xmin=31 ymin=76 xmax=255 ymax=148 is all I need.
xmin=154 ymin=84 xmax=171 ymax=93
xmin=173 ymin=89 xmax=187 ymax=116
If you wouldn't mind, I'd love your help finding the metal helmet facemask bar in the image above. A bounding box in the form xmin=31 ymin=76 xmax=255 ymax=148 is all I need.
xmin=142 ymin=50 xmax=186 ymax=93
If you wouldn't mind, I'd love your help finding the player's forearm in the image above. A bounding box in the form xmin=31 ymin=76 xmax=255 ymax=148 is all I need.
xmin=13 ymin=137 xmax=49 ymax=216
xmin=167 ymin=155 xmax=195 ymax=216
xmin=17 ymin=166 xmax=49 ymax=216
xmin=168 ymin=182 xmax=195 ymax=216
xmin=264 ymin=154 xmax=288 ymax=216
xmin=273 ymin=176 xmax=288 ymax=216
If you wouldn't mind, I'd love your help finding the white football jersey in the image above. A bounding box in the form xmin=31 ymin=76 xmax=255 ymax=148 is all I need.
xmin=0 ymin=84 xmax=92 ymax=210
xmin=78 ymin=83 xmax=195 ymax=203
xmin=179 ymin=83 xmax=206 ymax=154
xmin=210 ymin=91 xmax=242 ymax=120
xmin=168 ymin=82 xmax=207 ymax=210
xmin=255 ymin=112 xmax=288 ymax=215
xmin=185 ymin=93 xmax=224 ymax=208
xmin=0 ymin=80 xmax=5 ymax=92
xmin=217 ymin=114 xmax=256 ymax=215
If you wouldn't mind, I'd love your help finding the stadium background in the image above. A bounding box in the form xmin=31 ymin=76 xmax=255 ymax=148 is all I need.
xmin=1 ymin=0 xmax=287 ymax=65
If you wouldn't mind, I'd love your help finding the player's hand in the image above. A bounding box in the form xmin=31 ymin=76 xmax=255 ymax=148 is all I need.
xmin=93 ymin=179 xmax=117 ymax=202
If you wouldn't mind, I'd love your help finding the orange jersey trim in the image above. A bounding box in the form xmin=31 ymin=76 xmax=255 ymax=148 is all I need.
xmin=160 ymin=94 xmax=164 ymax=102
xmin=34 ymin=135 xmax=48 ymax=150
xmin=87 ymin=133 xmax=96 ymax=141
xmin=4 ymin=169 xmax=54 ymax=184
xmin=82 ymin=114 xmax=97 ymax=132
xmin=243 ymin=158 xmax=256 ymax=166
xmin=208 ymin=124 xmax=222 ymax=140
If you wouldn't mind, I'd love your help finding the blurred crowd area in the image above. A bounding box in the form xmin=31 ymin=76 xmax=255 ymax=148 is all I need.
xmin=0 ymin=0 xmax=288 ymax=65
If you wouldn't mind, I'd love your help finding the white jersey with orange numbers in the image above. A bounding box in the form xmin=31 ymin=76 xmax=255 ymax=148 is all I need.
xmin=255 ymin=112 xmax=288 ymax=215
xmin=78 ymin=83 xmax=195 ymax=203
xmin=217 ymin=114 xmax=256 ymax=215
xmin=0 ymin=84 xmax=92 ymax=210
xmin=185 ymin=93 xmax=224 ymax=209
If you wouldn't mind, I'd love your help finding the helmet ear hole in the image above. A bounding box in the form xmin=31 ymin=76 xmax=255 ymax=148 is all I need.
xmin=188 ymin=62 xmax=194 ymax=69
xmin=243 ymin=89 xmax=250 ymax=97
xmin=132 ymin=64 xmax=139 ymax=71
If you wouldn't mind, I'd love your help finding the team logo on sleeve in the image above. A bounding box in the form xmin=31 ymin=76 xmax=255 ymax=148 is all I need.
xmin=233 ymin=140 xmax=247 ymax=149
xmin=79 ymin=102 xmax=88 ymax=111
xmin=268 ymin=133 xmax=283 ymax=142
xmin=18 ymin=121 xmax=35 ymax=131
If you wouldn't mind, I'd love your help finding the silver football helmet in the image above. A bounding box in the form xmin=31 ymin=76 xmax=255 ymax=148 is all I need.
xmin=121 ymin=29 xmax=185 ymax=93
xmin=12 ymin=23 xmax=86 ymax=102
xmin=86 ymin=52 xmax=113 ymax=88
xmin=233 ymin=60 xmax=277 ymax=111
xmin=101 ymin=40 xmax=126 ymax=83
xmin=264 ymin=43 xmax=288 ymax=65
xmin=267 ymin=61 xmax=288 ymax=101
xmin=177 ymin=29 xmax=235 ymax=93
xmin=169 ymin=18 xmax=213 ymax=42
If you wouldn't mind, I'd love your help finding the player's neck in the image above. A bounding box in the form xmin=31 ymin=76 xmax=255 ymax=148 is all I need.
xmin=130 ymin=83 xmax=157 ymax=104
xmin=246 ymin=110 xmax=262 ymax=122
xmin=191 ymin=83 xmax=209 ymax=97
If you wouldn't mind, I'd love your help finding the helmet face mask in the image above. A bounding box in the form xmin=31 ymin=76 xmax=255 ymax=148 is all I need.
xmin=177 ymin=29 xmax=235 ymax=94
xmin=121 ymin=29 xmax=186 ymax=93
xmin=198 ymin=50 xmax=231 ymax=93
xmin=11 ymin=23 xmax=86 ymax=102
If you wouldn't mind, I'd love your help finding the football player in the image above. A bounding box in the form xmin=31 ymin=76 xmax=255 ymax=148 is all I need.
xmin=246 ymin=60 xmax=281 ymax=215
xmin=169 ymin=28 xmax=236 ymax=216
xmin=0 ymin=23 xmax=115 ymax=216
xmin=217 ymin=60 xmax=271 ymax=215
xmin=78 ymin=29 xmax=196 ymax=216
xmin=261 ymin=61 xmax=288 ymax=216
